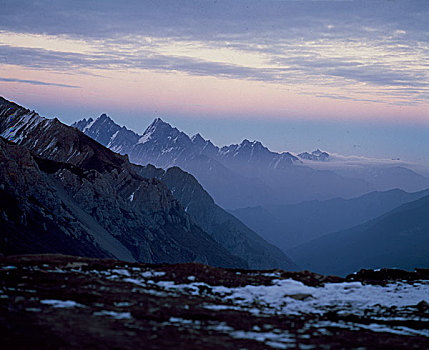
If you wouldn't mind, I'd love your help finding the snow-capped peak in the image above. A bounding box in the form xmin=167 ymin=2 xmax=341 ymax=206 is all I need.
xmin=138 ymin=118 xmax=184 ymax=145
xmin=146 ymin=117 xmax=171 ymax=131
xmin=298 ymin=149 xmax=330 ymax=161
xmin=239 ymin=139 xmax=263 ymax=147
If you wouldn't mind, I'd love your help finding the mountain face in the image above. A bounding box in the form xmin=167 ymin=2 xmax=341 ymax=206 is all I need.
xmin=0 ymin=137 xmax=119 ymax=260
xmin=0 ymin=97 xmax=297 ymax=270
xmin=73 ymin=116 xmax=373 ymax=208
xmin=0 ymin=97 xmax=244 ymax=267
xmin=231 ymin=187 xmax=429 ymax=250
xmin=286 ymin=195 xmax=429 ymax=276
xmin=134 ymin=166 xmax=297 ymax=270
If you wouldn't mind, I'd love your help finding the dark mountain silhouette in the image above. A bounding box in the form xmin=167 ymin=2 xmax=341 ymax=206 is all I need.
xmin=286 ymin=195 xmax=429 ymax=276
xmin=134 ymin=165 xmax=296 ymax=270
xmin=231 ymin=187 xmax=429 ymax=250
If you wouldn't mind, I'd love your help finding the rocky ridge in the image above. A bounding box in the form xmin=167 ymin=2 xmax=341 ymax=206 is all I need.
xmin=135 ymin=165 xmax=297 ymax=270
xmin=0 ymin=97 xmax=246 ymax=268
xmin=73 ymin=115 xmax=372 ymax=208
xmin=0 ymin=136 xmax=245 ymax=267
xmin=0 ymin=96 xmax=297 ymax=270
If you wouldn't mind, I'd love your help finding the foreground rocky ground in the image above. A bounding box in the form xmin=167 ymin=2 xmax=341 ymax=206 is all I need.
xmin=0 ymin=255 xmax=428 ymax=349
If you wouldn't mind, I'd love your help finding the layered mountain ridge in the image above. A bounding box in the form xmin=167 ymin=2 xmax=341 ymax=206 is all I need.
xmin=287 ymin=194 xmax=429 ymax=276
xmin=134 ymin=165 xmax=295 ymax=270
xmin=232 ymin=187 xmax=429 ymax=250
xmin=0 ymin=96 xmax=297 ymax=270
xmin=73 ymin=115 xmax=374 ymax=208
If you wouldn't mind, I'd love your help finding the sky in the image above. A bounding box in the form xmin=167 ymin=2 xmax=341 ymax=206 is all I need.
xmin=0 ymin=0 xmax=428 ymax=165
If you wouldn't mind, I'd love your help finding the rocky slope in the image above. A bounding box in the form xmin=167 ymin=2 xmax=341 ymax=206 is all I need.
xmin=0 ymin=137 xmax=118 ymax=260
xmin=73 ymin=115 xmax=373 ymax=208
xmin=0 ymin=135 xmax=247 ymax=268
xmin=0 ymin=96 xmax=297 ymax=270
xmin=0 ymin=97 xmax=247 ymax=268
xmin=135 ymin=165 xmax=297 ymax=270
xmin=0 ymin=254 xmax=427 ymax=349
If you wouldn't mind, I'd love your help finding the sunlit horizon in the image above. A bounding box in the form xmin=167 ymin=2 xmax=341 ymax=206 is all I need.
xmin=1 ymin=1 xmax=428 ymax=165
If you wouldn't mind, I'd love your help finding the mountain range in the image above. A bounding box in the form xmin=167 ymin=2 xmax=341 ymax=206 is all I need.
xmin=0 ymin=96 xmax=297 ymax=270
xmin=73 ymin=115 xmax=429 ymax=209
xmin=72 ymin=113 xmax=429 ymax=275
xmin=73 ymin=116 xmax=377 ymax=208
xmin=2 ymin=97 xmax=427 ymax=275
xmin=231 ymin=187 xmax=429 ymax=250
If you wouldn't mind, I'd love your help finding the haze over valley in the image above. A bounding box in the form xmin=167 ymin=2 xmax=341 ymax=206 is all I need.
xmin=1 ymin=1 xmax=428 ymax=348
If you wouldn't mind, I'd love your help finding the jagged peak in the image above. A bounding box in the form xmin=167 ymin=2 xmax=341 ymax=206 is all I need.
xmin=281 ymin=151 xmax=299 ymax=160
xmin=139 ymin=118 xmax=186 ymax=144
xmin=71 ymin=117 xmax=93 ymax=132
xmin=0 ymin=96 xmax=30 ymax=112
xmin=191 ymin=133 xmax=204 ymax=142
xmin=239 ymin=139 xmax=267 ymax=151
xmin=143 ymin=118 xmax=174 ymax=135
xmin=298 ymin=149 xmax=329 ymax=161
xmin=95 ymin=113 xmax=115 ymax=123
xmin=147 ymin=117 xmax=171 ymax=129
xmin=240 ymin=139 xmax=262 ymax=146
xmin=191 ymin=133 xmax=212 ymax=147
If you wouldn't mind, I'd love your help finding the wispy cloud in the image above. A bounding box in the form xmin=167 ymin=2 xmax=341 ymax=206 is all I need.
xmin=0 ymin=76 xmax=80 ymax=88
xmin=0 ymin=44 xmax=284 ymax=82
xmin=1 ymin=1 xmax=428 ymax=106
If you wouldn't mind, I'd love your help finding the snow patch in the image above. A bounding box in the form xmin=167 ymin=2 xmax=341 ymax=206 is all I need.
xmin=111 ymin=269 xmax=131 ymax=277
xmin=141 ymin=271 xmax=166 ymax=278
xmin=93 ymin=310 xmax=132 ymax=320
xmin=41 ymin=299 xmax=82 ymax=308
xmin=138 ymin=133 xmax=152 ymax=144
xmin=129 ymin=192 xmax=135 ymax=202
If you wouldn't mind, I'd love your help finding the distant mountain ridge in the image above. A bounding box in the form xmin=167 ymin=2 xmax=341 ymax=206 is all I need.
xmin=74 ymin=116 xmax=301 ymax=171
xmin=73 ymin=115 xmax=374 ymax=208
xmin=231 ymin=187 xmax=429 ymax=250
xmin=333 ymin=165 xmax=429 ymax=193
xmin=287 ymin=194 xmax=429 ymax=276
xmin=298 ymin=149 xmax=329 ymax=161
xmin=0 ymin=96 xmax=297 ymax=270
